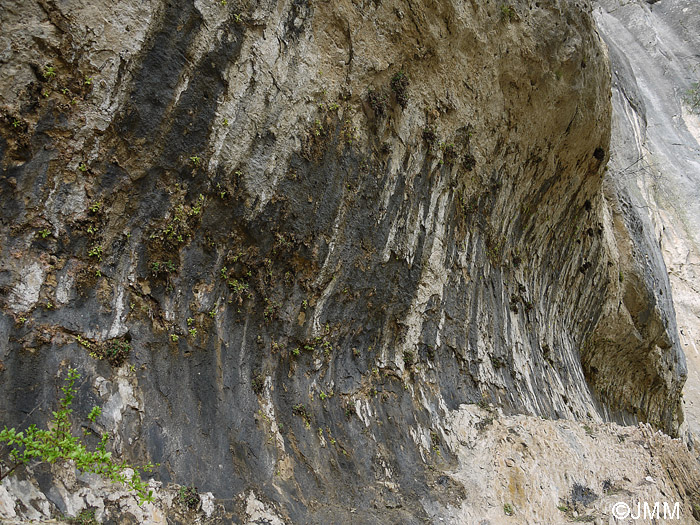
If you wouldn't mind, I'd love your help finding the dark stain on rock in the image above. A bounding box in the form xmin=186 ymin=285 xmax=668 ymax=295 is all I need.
xmin=117 ymin=1 xmax=203 ymax=141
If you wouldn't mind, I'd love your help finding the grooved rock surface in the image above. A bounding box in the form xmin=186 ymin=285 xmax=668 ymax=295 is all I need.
xmin=0 ymin=0 xmax=694 ymax=523
xmin=594 ymin=0 xmax=700 ymax=438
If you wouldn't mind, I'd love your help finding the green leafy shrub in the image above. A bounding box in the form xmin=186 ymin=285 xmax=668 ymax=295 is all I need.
xmin=0 ymin=368 xmax=156 ymax=504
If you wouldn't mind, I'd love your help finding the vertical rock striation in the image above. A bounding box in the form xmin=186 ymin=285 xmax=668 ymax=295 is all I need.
xmin=0 ymin=0 xmax=690 ymax=521
xmin=594 ymin=0 xmax=700 ymax=436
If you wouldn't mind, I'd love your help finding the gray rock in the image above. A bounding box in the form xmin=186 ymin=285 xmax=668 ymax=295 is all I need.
xmin=0 ymin=0 xmax=695 ymax=522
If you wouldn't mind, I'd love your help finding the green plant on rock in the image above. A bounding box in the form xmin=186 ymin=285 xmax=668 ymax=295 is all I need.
xmin=177 ymin=485 xmax=200 ymax=509
xmin=65 ymin=509 xmax=98 ymax=525
xmin=0 ymin=368 xmax=156 ymax=504
xmin=101 ymin=340 xmax=130 ymax=365
xmin=477 ymin=393 xmax=490 ymax=410
xmin=190 ymin=194 xmax=205 ymax=215
xmin=440 ymin=142 xmax=457 ymax=164
xmin=430 ymin=431 xmax=440 ymax=455
xmin=367 ymin=88 xmax=388 ymax=117
xmin=313 ymin=118 xmax=324 ymax=136
xmin=251 ymin=374 xmax=265 ymax=395
xmin=227 ymin=277 xmax=250 ymax=301
xmin=76 ymin=334 xmax=92 ymax=349
xmin=501 ymin=5 xmax=515 ymax=22
xmin=151 ymin=260 xmax=176 ymax=277
xmin=322 ymin=340 xmax=332 ymax=357
xmin=684 ymin=82 xmax=700 ymax=114
xmin=263 ymin=300 xmax=279 ymax=322
xmin=88 ymin=339 xmax=131 ymax=367
xmin=43 ymin=65 xmax=56 ymax=79
xmin=88 ymin=245 xmax=103 ymax=260
xmin=504 ymin=503 xmax=514 ymax=516
xmin=422 ymin=125 xmax=437 ymax=147
xmin=390 ymin=71 xmax=409 ymax=108
xmin=293 ymin=404 xmax=311 ymax=428
xmin=148 ymin=197 xmax=206 ymax=269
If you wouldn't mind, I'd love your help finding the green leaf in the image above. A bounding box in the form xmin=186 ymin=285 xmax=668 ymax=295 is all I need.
xmin=0 ymin=367 xmax=155 ymax=505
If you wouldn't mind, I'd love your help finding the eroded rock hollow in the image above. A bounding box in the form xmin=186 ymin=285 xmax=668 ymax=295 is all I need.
xmin=0 ymin=0 xmax=694 ymax=523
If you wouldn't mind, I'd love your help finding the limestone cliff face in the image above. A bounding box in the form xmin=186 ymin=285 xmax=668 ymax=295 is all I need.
xmin=594 ymin=0 xmax=700 ymax=439
xmin=0 ymin=0 xmax=691 ymax=523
